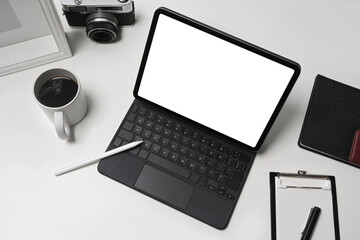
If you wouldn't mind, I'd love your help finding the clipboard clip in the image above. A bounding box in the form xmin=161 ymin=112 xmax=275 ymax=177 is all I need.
xmin=276 ymin=170 xmax=332 ymax=190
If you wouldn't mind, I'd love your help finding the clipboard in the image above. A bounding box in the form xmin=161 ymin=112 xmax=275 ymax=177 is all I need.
xmin=270 ymin=171 xmax=340 ymax=239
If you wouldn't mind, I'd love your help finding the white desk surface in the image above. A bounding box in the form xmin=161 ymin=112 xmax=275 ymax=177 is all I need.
xmin=1 ymin=0 xmax=360 ymax=239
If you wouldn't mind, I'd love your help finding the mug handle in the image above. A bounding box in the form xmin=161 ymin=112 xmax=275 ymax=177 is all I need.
xmin=54 ymin=111 xmax=70 ymax=140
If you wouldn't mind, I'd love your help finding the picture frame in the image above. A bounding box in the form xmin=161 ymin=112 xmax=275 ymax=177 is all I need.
xmin=0 ymin=0 xmax=72 ymax=77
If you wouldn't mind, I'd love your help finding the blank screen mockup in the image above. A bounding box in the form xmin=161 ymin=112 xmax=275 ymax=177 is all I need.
xmin=137 ymin=14 xmax=295 ymax=148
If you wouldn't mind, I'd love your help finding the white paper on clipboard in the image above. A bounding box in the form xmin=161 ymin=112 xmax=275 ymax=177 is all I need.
xmin=270 ymin=172 xmax=340 ymax=240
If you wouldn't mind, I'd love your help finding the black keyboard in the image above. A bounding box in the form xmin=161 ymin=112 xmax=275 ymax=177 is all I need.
xmin=110 ymin=101 xmax=254 ymax=201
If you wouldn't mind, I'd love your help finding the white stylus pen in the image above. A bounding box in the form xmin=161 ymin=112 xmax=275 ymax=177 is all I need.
xmin=54 ymin=140 xmax=143 ymax=176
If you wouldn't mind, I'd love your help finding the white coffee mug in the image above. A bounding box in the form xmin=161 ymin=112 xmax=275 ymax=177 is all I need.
xmin=34 ymin=68 xmax=87 ymax=140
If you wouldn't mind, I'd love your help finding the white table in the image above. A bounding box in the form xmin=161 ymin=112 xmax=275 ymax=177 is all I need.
xmin=1 ymin=0 xmax=359 ymax=239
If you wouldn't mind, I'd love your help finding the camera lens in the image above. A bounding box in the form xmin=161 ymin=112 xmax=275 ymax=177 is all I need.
xmin=87 ymin=22 xmax=117 ymax=43
xmin=86 ymin=12 xmax=118 ymax=43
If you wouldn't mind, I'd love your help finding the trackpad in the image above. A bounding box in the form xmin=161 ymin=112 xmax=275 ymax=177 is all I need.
xmin=135 ymin=165 xmax=194 ymax=210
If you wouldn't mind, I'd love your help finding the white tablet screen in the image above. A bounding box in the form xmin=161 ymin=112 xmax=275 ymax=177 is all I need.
xmin=137 ymin=14 xmax=295 ymax=148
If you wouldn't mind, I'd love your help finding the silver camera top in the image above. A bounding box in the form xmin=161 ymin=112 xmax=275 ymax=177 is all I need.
xmin=61 ymin=0 xmax=133 ymax=14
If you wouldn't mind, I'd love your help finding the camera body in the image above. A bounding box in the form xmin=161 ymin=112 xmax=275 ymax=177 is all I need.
xmin=61 ymin=0 xmax=135 ymax=42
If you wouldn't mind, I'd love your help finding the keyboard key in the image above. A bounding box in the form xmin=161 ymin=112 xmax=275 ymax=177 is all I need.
xmin=186 ymin=150 xmax=196 ymax=160
xmin=150 ymin=144 xmax=160 ymax=154
xmin=169 ymin=142 xmax=178 ymax=151
xmin=216 ymin=189 xmax=225 ymax=196
xmin=188 ymin=141 xmax=197 ymax=149
xmin=137 ymin=108 xmax=147 ymax=116
xmin=118 ymin=129 xmax=134 ymax=142
xmin=135 ymin=116 xmax=145 ymax=126
xmin=141 ymin=129 xmax=151 ymax=139
xmin=195 ymin=165 xmax=206 ymax=174
xmin=191 ymin=131 xmax=200 ymax=140
xmin=127 ymin=112 xmax=136 ymax=122
xmin=223 ymin=166 xmax=233 ymax=176
xmin=132 ymin=126 xmax=143 ymax=135
xmin=198 ymin=144 xmax=206 ymax=154
xmin=179 ymin=137 xmax=189 ymax=146
xmin=215 ymin=153 xmax=225 ymax=163
xmin=224 ymin=177 xmax=240 ymax=191
xmin=144 ymin=120 xmax=154 ymax=129
xmin=217 ymin=143 xmax=226 ymax=153
xmin=189 ymin=173 xmax=200 ymax=183
xmin=214 ymin=162 xmax=224 ymax=172
xmin=232 ymin=170 xmax=244 ymax=182
xmin=207 ymin=184 xmax=216 ymax=191
xmin=146 ymin=111 xmax=155 ymax=120
xmin=173 ymin=123 xmax=182 ymax=132
xmin=234 ymin=160 xmax=241 ymax=170
xmin=153 ymin=124 xmax=162 ymax=134
xmin=164 ymin=119 xmax=173 ymax=128
xmin=232 ymin=150 xmax=240 ymax=158
xmin=159 ymin=138 xmax=169 ymax=147
xmin=148 ymin=153 xmax=190 ymax=179
xmin=177 ymin=157 xmax=187 ymax=166
xmin=226 ymin=147 xmax=233 ymax=156
xmin=133 ymin=136 xmax=143 ymax=142
xmin=208 ymin=139 xmax=217 ymax=149
xmin=142 ymin=140 xmax=151 ymax=150
xmin=225 ymin=193 xmax=235 ymax=200
xmin=186 ymin=161 xmax=196 ymax=171
xmin=154 ymin=115 xmax=164 ymax=124
xmin=195 ymin=154 xmax=205 ymax=164
xmin=162 ymin=128 xmax=171 ymax=137
xmin=206 ymin=149 xmax=216 ymax=158
xmin=121 ymin=135 xmax=130 ymax=144
xmin=181 ymin=127 xmax=191 ymax=136
xmin=123 ymin=121 xmax=134 ymax=131
xmin=113 ymin=137 xmax=122 ymax=147
xmin=199 ymin=176 xmax=208 ymax=186
xmin=214 ymin=173 xmax=225 ymax=183
xmin=121 ymin=140 xmax=128 ymax=146
xmin=240 ymin=163 xmax=247 ymax=172
xmin=159 ymin=148 xmax=170 ymax=158
xmin=150 ymin=134 xmax=160 ymax=143
xmin=205 ymin=169 xmax=215 ymax=179
xmin=234 ymin=161 xmax=247 ymax=172
xmin=239 ymin=152 xmax=251 ymax=164
xmin=138 ymin=150 xmax=149 ymax=159
xmin=130 ymin=104 xmax=138 ymax=112
xmin=130 ymin=147 xmax=140 ymax=155
xmin=205 ymin=158 xmax=214 ymax=168
xmin=168 ymin=152 xmax=178 ymax=162
xmin=217 ymin=185 xmax=227 ymax=192
xmin=224 ymin=157 xmax=234 ymax=167
xmin=177 ymin=146 xmax=187 ymax=155
xmin=199 ymin=135 xmax=209 ymax=145
xmin=170 ymin=132 xmax=180 ymax=142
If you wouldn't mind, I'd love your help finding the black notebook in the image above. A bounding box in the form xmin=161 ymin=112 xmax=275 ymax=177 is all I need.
xmin=298 ymin=74 xmax=360 ymax=168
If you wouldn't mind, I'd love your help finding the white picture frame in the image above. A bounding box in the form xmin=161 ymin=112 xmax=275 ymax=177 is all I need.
xmin=0 ymin=0 xmax=72 ymax=77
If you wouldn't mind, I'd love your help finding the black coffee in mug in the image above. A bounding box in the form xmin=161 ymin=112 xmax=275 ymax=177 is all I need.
xmin=38 ymin=76 xmax=78 ymax=107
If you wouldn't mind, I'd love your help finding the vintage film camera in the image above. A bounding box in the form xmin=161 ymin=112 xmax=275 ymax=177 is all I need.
xmin=61 ymin=0 xmax=135 ymax=43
